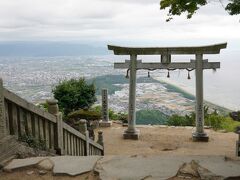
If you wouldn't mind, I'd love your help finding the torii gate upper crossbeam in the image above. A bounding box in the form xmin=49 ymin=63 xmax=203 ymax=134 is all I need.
xmin=114 ymin=60 xmax=220 ymax=69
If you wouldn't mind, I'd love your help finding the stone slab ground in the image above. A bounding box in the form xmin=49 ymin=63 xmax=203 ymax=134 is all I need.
xmin=1 ymin=155 xmax=240 ymax=179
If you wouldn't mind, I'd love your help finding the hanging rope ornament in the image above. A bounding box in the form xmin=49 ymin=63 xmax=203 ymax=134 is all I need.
xmin=166 ymin=68 xmax=176 ymax=78
xmin=187 ymin=71 xmax=191 ymax=79
xmin=167 ymin=70 xmax=170 ymax=78
xmin=186 ymin=68 xmax=194 ymax=80
xmin=146 ymin=68 xmax=156 ymax=78
xmin=125 ymin=69 xmax=130 ymax=79
xmin=148 ymin=71 xmax=150 ymax=78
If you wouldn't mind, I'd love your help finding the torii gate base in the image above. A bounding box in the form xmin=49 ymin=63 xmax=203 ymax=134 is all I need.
xmin=123 ymin=130 xmax=140 ymax=140
xmin=108 ymin=43 xmax=227 ymax=141
xmin=192 ymin=133 xmax=209 ymax=142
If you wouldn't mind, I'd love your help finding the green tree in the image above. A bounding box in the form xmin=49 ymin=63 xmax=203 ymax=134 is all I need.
xmin=167 ymin=114 xmax=194 ymax=126
xmin=160 ymin=0 xmax=240 ymax=21
xmin=52 ymin=78 xmax=97 ymax=115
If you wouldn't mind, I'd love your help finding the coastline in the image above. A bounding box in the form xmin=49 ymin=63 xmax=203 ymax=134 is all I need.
xmin=153 ymin=76 xmax=232 ymax=115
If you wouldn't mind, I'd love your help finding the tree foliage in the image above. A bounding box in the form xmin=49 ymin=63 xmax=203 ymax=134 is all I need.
xmin=160 ymin=0 xmax=240 ymax=21
xmin=53 ymin=78 xmax=96 ymax=115
xmin=67 ymin=109 xmax=101 ymax=121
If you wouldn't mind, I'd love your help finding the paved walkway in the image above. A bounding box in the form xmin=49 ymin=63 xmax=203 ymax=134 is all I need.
xmin=2 ymin=155 xmax=240 ymax=179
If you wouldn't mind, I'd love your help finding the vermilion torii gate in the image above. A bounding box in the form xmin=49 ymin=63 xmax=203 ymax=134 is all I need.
xmin=108 ymin=43 xmax=227 ymax=141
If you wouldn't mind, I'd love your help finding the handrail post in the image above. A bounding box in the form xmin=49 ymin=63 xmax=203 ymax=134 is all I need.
xmin=97 ymin=131 xmax=103 ymax=146
xmin=0 ymin=78 xmax=7 ymax=139
xmin=235 ymin=126 xmax=240 ymax=157
xmin=85 ymin=131 xmax=90 ymax=156
xmin=47 ymin=99 xmax=64 ymax=155
xmin=97 ymin=130 xmax=104 ymax=155
xmin=78 ymin=119 xmax=90 ymax=156
xmin=79 ymin=119 xmax=87 ymax=135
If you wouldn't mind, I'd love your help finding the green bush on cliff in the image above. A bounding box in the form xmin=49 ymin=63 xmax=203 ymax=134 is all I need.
xmin=52 ymin=78 xmax=96 ymax=115
xmin=168 ymin=111 xmax=240 ymax=132
xmin=90 ymin=105 xmax=128 ymax=121
xmin=167 ymin=114 xmax=194 ymax=126
xmin=67 ymin=109 xmax=101 ymax=121
xmin=205 ymin=114 xmax=240 ymax=132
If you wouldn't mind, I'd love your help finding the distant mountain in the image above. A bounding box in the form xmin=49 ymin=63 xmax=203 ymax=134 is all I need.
xmin=0 ymin=41 xmax=107 ymax=56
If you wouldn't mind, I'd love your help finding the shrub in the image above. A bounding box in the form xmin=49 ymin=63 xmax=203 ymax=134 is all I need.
xmin=203 ymin=114 xmax=240 ymax=132
xmin=167 ymin=114 xmax=194 ymax=126
xmin=167 ymin=109 xmax=240 ymax=132
xmin=67 ymin=109 xmax=101 ymax=121
xmin=205 ymin=114 xmax=224 ymax=130
xmin=221 ymin=117 xmax=240 ymax=132
xmin=52 ymin=78 xmax=96 ymax=115
xmin=117 ymin=113 xmax=128 ymax=122
xmin=90 ymin=105 xmax=127 ymax=121
xmin=19 ymin=134 xmax=46 ymax=150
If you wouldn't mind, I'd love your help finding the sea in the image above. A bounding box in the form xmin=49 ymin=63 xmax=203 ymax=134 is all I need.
xmin=0 ymin=49 xmax=240 ymax=111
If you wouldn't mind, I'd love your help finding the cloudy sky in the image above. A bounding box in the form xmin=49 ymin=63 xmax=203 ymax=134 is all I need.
xmin=0 ymin=0 xmax=239 ymax=48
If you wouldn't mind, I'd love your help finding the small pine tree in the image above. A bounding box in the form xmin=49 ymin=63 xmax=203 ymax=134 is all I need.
xmin=52 ymin=78 xmax=96 ymax=115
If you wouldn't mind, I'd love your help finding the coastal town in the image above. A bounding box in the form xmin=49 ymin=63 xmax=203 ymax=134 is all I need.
xmin=107 ymin=83 xmax=195 ymax=116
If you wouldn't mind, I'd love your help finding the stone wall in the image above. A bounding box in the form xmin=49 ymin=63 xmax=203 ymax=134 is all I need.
xmin=0 ymin=78 xmax=6 ymax=139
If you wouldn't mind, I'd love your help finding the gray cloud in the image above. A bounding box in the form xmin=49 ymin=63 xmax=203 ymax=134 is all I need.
xmin=0 ymin=0 xmax=239 ymax=43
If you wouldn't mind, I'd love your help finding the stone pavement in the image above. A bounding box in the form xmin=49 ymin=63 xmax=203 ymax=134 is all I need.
xmin=2 ymin=155 xmax=240 ymax=179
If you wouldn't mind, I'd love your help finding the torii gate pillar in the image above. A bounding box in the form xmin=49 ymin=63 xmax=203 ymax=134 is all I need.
xmin=123 ymin=54 xmax=140 ymax=139
xmin=192 ymin=54 xmax=208 ymax=141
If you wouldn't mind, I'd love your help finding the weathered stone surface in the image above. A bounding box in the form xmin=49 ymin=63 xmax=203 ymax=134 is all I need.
xmin=37 ymin=158 xmax=54 ymax=171
xmin=4 ymin=157 xmax=46 ymax=171
xmin=26 ymin=170 xmax=34 ymax=175
xmin=177 ymin=160 xmax=199 ymax=178
xmin=0 ymin=78 xmax=6 ymax=139
xmin=3 ymin=155 xmax=240 ymax=179
xmin=95 ymin=155 xmax=240 ymax=180
xmin=174 ymin=160 xmax=224 ymax=179
xmin=51 ymin=156 xmax=102 ymax=176
xmin=38 ymin=170 xmax=47 ymax=175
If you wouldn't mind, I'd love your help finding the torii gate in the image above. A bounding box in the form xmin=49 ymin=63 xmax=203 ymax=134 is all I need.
xmin=108 ymin=43 xmax=227 ymax=141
